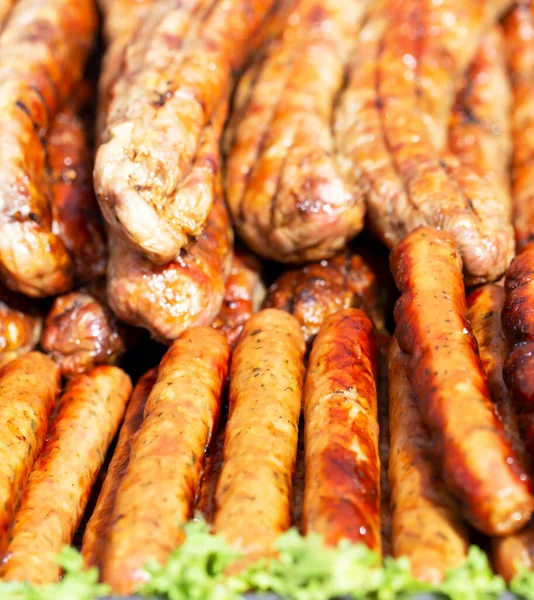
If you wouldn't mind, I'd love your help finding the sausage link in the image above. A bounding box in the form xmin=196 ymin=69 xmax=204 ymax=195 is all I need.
xmin=82 ymin=368 xmax=157 ymax=570
xmin=493 ymin=521 xmax=534 ymax=581
xmin=0 ymin=352 xmax=60 ymax=556
xmin=303 ymin=308 xmax=380 ymax=550
xmin=102 ymin=327 xmax=230 ymax=594
xmin=1 ymin=366 xmax=131 ymax=583
xmin=388 ymin=340 xmax=468 ymax=583
xmin=391 ymin=227 xmax=534 ymax=535
xmin=213 ymin=309 xmax=305 ymax=560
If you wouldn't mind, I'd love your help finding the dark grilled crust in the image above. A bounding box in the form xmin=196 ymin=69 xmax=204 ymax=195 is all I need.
xmin=391 ymin=226 xmax=533 ymax=535
xmin=303 ymin=309 xmax=380 ymax=550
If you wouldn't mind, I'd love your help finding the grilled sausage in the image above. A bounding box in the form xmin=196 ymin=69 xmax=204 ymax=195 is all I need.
xmin=82 ymin=368 xmax=157 ymax=570
xmin=213 ymin=309 xmax=305 ymax=561
xmin=108 ymin=181 xmax=233 ymax=343
xmin=1 ymin=366 xmax=131 ymax=583
xmin=493 ymin=521 xmax=534 ymax=582
xmin=0 ymin=352 xmax=60 ymax=555
xmin=264 ymin=249 xmax=385 ymax=342
xmin=95 ymin=0 xmax=279 ymax=263
xmin=0 ymin=0 xmax=97 ymax=297
xmin=377 ymin=336 xmax=392 ymax=556
xmin=225 ymin=0 xmax=369 ymax=263
xmin=303 ymin=309 xmax=380 ymax=549
xmin=388 ymin=340 xmax=468 ymax=583
xmin=335 ymin=0 xmax=514 ymax=285
xmin=41 ymin=279 xmax=128 ymax=378
xmin=48 ymin=108 xmax=107 ymax=285
xmin=391 ymin=227 xmax=534 ymax=535
xmin=102 ymin=327 xmax=230 ymax=594
xmin=449 ymin=28 xmax=512 ymax=213
xmin=467 ymin=285 xmax=525 ymax=462
xmin=212 ymin=249 xmax=265 ymax=348
xmin=503 ymin=1 xmax=534 ymax=248
xmin=0 ymin=286 xmax=42 ymax=367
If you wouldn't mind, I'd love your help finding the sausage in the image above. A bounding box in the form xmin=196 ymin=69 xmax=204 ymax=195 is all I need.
xmin=212 ymin=249 xmax=265 ymax=348
xmin=107 ymin=176 xmax=233 ymax=344
xmin=95 ymin=0 xmax=280 ymax=263
xmin=303 ymin=308 xmax=380 ymax=550
xmin=467 ymin=284 xmax=525 ymax=462
xmin=391 ymin=227 xmax=534 ymax=535
xmin=0 ymin=0 xmax=97 ymax=297
xmin=48 ymin=108 xmax=107 ymax=285
xmin=213 ymin=309 xmax=305 ymax=561
xmin=0 ymin=1 xmax=16 ymax=27
xmin=503 ymin=1 xmax=534 ymax=248
xmin=41 ymin=279 xmax=129 ymax=378
xmin=102 ymin=327 xmax=230 ymax=594
xmin=388 ymin=340 xmax=468 ymax=583
xmin=263 ymin=249 xmax=385 ymax=342
xmin=334 ymin=0 xmax=514 ymax=285
xmin=1 ymin=366 xmax=132 ymax=583
xmin=0 ymin=286 xmax=43 ymax=368
xmin=0 ymin=352 xmax=60 ymax=556
xmin=224 ymin=0 xmax=369 ymax=263
xmin=448 ymin=28 xmax=512 ymax=214
xmin=377 ymin=336 xmax=392 ymax=556
xmin=493 ymin=521 xmax=534 ymax=582
xmin=82 ymin=368 xmax=157 ymax=570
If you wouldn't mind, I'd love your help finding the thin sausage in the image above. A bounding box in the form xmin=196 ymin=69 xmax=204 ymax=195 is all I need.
xmin=493 ymin=521 xmax=534 ymax=582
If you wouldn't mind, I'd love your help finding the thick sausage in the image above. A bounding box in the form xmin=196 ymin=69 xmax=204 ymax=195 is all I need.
xmin=467 ymin=285 xmax=525 ymax=462
xmin=0 ymin=352 xmax=60 ymax=556
xmin=41 ymin=279 xmax=129 ymax=378
xmin=102 ymin=327 xmax=230 ymax=594
xmin=391 ymin=227 xmax=534 ymax=535
xmin=1 ymin=366 xmax=131 ymax=583
xmin=493 ymin=521 xmax=534 ymax=582
xmin=212 ymin=249 xmax=265 ymax=348
xmin=0 ymin=0 xmax=96 ymax=297
xmin=95 ymin=0 xmax=279 ymax=263
xmin=303 ymin=308 xmax=380 ymax=550
xmin=213 ymin=309 xmax=305 ymax=560
xmin=388 ymin=340 xmax=468 ymax=583
xmin=82 ymin=368 xmax=157 ymax=570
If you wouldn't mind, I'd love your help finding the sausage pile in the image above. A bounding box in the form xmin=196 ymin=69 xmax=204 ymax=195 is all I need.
xmin=3 ymin=0 xmax=534 ymax=594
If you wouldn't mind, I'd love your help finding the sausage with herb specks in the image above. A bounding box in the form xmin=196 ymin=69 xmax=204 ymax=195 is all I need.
xmin=102 ymin=327 xmax=230 ymax=594
xmin=303 ymin=308 xmax=380 ymax=550
xmin=213 ymin=309 xmax=305 ymax=561
xmin=391 ymin=227 xmax=534 ymax=535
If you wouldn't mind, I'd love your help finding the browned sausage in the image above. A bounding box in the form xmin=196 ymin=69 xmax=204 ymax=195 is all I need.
xmin=212 ymin=249 xmax=265 ymax=348
xmin=1 ymin=366 xmax=132 ymax=583
xmin=303 ymin=308 xmax=380 ymax=550
xmin=213 ymin=309 xmax=305 ymax=561
xmin=0 ymin=0 xmax=97 ymax=297
xmin=82 ymin=368 xmax=157 ymax=570
xmin=493 ymin=521 xmax=534 ymax=582
xmin=0 ymin=352 xmax=60 ymax=556
xmin=391 ymin=227 xmax=534 ymax=535
xmin=388 ymin=340 xmax=468 ymax=583
xmin=102 ymin=327 xmax=230 ymax=594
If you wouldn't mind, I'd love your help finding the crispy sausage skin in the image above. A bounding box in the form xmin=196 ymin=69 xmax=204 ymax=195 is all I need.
xmin=467 ymin=285 xmax=525 ymax=461
xmin=448 ymin=28 xmax=512 ymax=213
xmin=48 ymin=109 xmax=107 ymax=285
xmin=212 ymin=249 xmax=265 ymax=348
xmin=391 ymin=227 xmax=534 ymax=535
xmin=264 ymin=249 xmax=385 ymax=342
xmin=95 ymin=0 xmax=279 ymax=263
xmin=493 ymin=521 xmax=534 ymax=582
xmin=225 ymin=0 xmax=368 ymax=263
xmin=213 ymin=309 xmax=305 ymax=560
xmin=503 ymin=1 xmax=534 ymax=248
xmin=41 ymin=280 xmax=128 ymax=378
xmin=82 ymin=368 xmax=157 ymax=570
xmin=0 ymin=0 xmax=97 ymax=297
xmin=1 ymin=366 xmax=132 ymax=583
xmin=335 ymin=0 xmax=514 ymax=285
xmin=388 ymin=340 xmax=468 ymax=583
xmin=303 ymin=309 xmax=380 ymax=550
xmin=0 ymin=286 xmax=43 ymax=367
xmin=0 ymin=352 xmax=60 ymax=556
xmin=102 ymin=328 xmax=230 ymax=594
